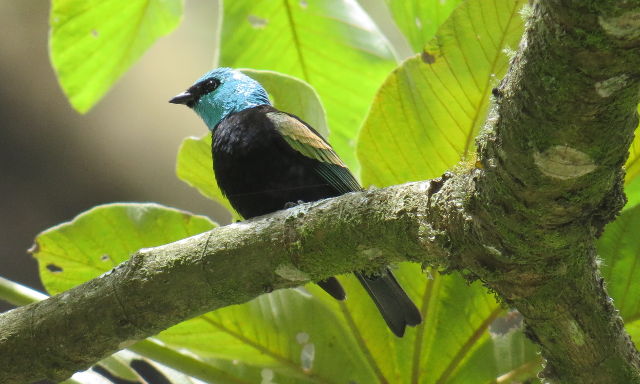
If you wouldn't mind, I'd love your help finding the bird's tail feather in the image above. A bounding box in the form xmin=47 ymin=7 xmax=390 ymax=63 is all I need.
xmin=356 ymin=269 xmax=422 ymax=337
xmin=317 ymin=276 xmax=346 ymax=300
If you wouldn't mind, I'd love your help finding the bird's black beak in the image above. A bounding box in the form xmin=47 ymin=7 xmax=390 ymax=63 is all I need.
xmin=169 ymin=91 xmax=194 ymax=106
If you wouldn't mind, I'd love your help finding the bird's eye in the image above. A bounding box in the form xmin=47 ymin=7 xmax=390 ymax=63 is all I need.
xmin=202 ymin=78 xmax=220 ymax=93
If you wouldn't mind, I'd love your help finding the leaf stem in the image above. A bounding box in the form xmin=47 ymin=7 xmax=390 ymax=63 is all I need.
xmin=0 ymin=276 xmax=48 ymax=307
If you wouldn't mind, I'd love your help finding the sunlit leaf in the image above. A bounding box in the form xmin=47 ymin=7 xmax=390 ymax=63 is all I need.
xmin=96 ymin=353 xmax=143 ymax=382
xmin=176 ymin=134 xmax=239 ymax=218
xmin=176 ymin=70 xmax=327 ymax=218
xmin=220 ymin=0 xmax=397 ymax=172
xmin=358 ymin=0 xmax=526 ymax=187
xmin=599 ymin=204 xmax=640 ymax=320
xmin=241 ymin=69 xmax=328 ymax=138
xmin=354 ymin=264 xmax=503 ymax=383
xmin=624 ymin=175 xmax=640 ymax=212
xmin=384 ymin=0 xmax=465 ymax=52
xmin=158 ymin=287 xmax=379 ymax=383
xmin=626 ymin=319 xmax=640 ymax=350
xmin=32 ymin=203 xmax=215 ymax=294
xmin=625 ymin=105 xmax=640 ymax=184
xmin=50 ymin=0 xmax=183 ymax=113
xmin=307 ymin=263 xmax=535 ymax=383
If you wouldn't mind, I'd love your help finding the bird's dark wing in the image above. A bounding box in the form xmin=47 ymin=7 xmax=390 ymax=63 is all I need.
xmin=266 ymin=111 xmax=361 ymax=194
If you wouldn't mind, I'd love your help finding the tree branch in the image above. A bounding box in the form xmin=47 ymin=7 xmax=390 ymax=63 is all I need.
xmin=0 ymin=181 xmax=448 ymax=384
xmin=2 ymin=1 xmax=640 ymax=383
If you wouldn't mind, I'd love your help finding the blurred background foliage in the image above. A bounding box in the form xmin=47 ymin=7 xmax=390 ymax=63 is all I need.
xmin=0 ymin=1 xmax=225 ymax=305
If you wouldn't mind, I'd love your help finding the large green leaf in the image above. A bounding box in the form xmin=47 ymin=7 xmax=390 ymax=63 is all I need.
xmin=241 ymin=69 xmax=328 ymax=138
xmin=598 ymin=204 xmax=640 ymax=351
xmin=176 ymin=134 xmax=238 ymax=218
xmin=625 ymin=175 xmax=640 ymax=212
xmin=315 ymin=264 xmax=537 ymax=383
xmin=625 ymin=105 xmax=640 ymax=184
xmin=159 ymin=263 xmax=536 ymax=384
xmin=598 ymin=204 xmax=640 ymax=321
xmin=158 ymin=287 xmax=380 ymax=383
xmin=384 ymin=0 xmax=465 ymax=53
xmin=176 ymin=70 xmax=327 ymax=219
xmin=626 ymin=319 xmax=640 ymax=349
xmin=32 ymin=203 xmax=214 ymax=294
xmin=220 ymin=0 xmax=396 ymax=172
xmin=50 ymin=0 xmax=183 ymax=113
xmin=358 ymin=0 xmax=526 ymax=187
xmin=330 ymin=263 xmax=507 ymax=383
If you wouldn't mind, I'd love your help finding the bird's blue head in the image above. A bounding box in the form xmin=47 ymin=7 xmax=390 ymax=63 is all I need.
xmin=169 ymin=68 xmax=270 ymax=130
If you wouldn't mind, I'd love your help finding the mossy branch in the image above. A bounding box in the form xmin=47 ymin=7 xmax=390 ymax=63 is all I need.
xmin=2 ymin=1 xmax=640 ymax=383
xmin=0 ymin=181 xmax=448 ymax=384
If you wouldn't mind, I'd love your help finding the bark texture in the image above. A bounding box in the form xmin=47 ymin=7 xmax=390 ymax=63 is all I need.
xmin=472 ymin=1 xmax=640 ymax=382
xmin=2 ymin=0 xmax=640 ymax=383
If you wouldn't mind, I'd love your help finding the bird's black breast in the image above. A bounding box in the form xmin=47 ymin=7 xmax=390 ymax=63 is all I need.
xmin=212 ymin=105 xmax=347 ymax=219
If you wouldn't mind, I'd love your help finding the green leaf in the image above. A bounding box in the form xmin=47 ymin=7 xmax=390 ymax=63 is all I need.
xmin=176 ymin=134 xmax=240 ymax=218
xmin=385 ymin=0 xmax=465 ymax=53
xmin=176 ymin=70 xmax=327 ymax=218
xmin=240 ymin=69 xmax=328 ymax=138
xmin=32 ymin=203 xmax=215 ymax=294
xmin=624 ymin=175 xmax=640 ymax=212
xmin=220 ymin=0 xmax=397 ymax=172
xmin=625 ymin=105 xmax=640 ymax=184
xmin=96 ymin=353 xmax=146 ymax=383
xmin=312 ymin=264 xmax=530 ymax=383
xmin=598 ymin=204 xmax=640 ymax=321
xmin=626 ymin=318 xmax=640 ymax=350
xmin=358 ymin=0 xmax=526 ymax=187
xmin=158 ymin=287 xmax=380 ymax=383
xmin=158 ymin=263 xmax=527 ymax=384
xmin=50 ymin=0 xmax=183 ymax=113
xmin=354 ymin=264 xmax=504 ymax=383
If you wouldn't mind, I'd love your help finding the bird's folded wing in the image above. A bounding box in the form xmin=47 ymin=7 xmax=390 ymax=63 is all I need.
xmin=267 ymin=111 xmax=361 ymax=193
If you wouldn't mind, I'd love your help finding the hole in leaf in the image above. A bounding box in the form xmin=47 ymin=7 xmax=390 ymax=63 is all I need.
xmin=46 ymin=263 xmax=63 ymax=273
xmin=261 ymin=368 xmax=275 ymax=384
xmin=91 ymin=29 xmax=99 ymax=37
xmin=296 ymin=331 xmax=310 ymax=344
xmin=421 ymin=51 xmax=436 ymax=64
xmin=101 ymin=254 xmax=111 ymax=262
xmin=299 ymin=0 xmax=308 ymax=8
xmin=248 ymin=15 xmax=268 ymax=29
xmin=300 ymin=342 xmax=315 ymax=372
xmin=489 ymin=310 xmax=523 ymax=336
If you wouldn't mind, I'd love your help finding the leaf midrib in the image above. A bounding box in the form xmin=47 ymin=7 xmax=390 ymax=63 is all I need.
xmin=462 ymin=0 xmax=522 ymax=158
xmin=435 ymin=306 xmax=503 ymax=384
xmin=201 ymin=315 xmax=334 ymax=384
xmin=283 ymin=0 xmax=309 ymax=81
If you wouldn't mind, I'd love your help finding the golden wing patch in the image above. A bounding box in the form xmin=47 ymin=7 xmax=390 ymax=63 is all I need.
xmin=266 ymin=112 xmax=346 ymax=167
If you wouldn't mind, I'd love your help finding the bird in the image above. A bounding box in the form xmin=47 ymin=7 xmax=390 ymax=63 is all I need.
xmin=170 ymin=67 xmax=422 ymax=337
